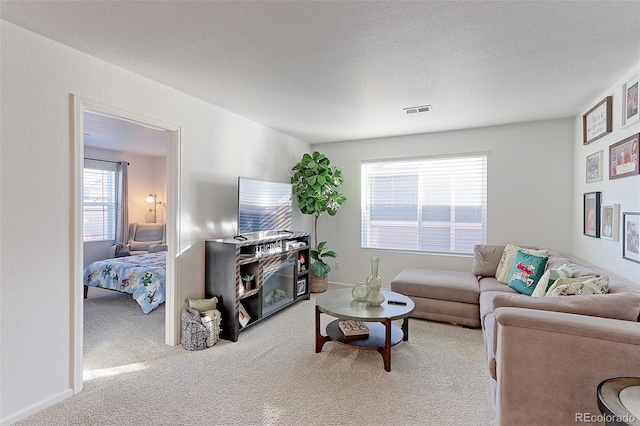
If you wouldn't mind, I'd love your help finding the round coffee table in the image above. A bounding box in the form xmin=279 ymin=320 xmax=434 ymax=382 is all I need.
xmin=315 ymin=288 xmax=415 ymax=372
xmin=598 ymin=377 xmax=640 ymax=425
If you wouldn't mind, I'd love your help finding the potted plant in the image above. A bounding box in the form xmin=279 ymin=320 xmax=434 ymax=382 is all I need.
xmin=291 ymin=151 xmax=347 ymax=292
xmin=241 ymin=274 xmax=254 ymax=293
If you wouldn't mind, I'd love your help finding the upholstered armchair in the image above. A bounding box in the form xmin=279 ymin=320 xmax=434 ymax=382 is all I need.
xmin=110 ymin=223 xmax=167 ymax=257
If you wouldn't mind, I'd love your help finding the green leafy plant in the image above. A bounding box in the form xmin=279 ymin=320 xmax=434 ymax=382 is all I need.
xmin=291 ymin=151 xmax=347 ymax=278
xmin=241 ymin=274 xmax=254 ymax=284
xmin=309 ymin=241 xmax=336 ymax=277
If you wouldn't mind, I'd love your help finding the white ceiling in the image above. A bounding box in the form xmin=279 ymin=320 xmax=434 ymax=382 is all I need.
xmin=83 ymin=111 xmax=169 ymax=157
xmin=3 ymin=1 xmax=640 ymax=144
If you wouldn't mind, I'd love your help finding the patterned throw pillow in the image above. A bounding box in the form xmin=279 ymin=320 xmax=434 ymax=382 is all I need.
xmin=530 ymin=263 xmax=573 ymax=297
xmin=545 ymin=275 xmax=609 ymax=297
xmin=495 ymin=244 xmax=549 ymax=284
xmin=507 ymin=250 xmax=549 ymax=295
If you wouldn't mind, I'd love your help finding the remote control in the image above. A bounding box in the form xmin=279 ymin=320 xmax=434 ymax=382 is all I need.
xmin=387 ymin=300 xmax=407 ymax=305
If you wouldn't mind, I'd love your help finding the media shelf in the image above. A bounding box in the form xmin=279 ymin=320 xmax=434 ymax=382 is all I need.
xmin=205 ymin=231 xmax=311 ymax=342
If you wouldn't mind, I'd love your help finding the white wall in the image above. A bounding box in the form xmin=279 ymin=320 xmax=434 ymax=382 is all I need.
xmin=312 ymin=119 xmax=575 ymax=287
xmin=572 ymin=61 xmax=640 ymax=283
xmin=0 ymin=21 xmax=311 ymax=423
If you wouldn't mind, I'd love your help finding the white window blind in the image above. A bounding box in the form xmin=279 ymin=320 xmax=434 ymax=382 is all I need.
xmin=83 ymin=160 xmax=117 ymax=241
xmin=361 ymin=154 xmax=487 ymax=255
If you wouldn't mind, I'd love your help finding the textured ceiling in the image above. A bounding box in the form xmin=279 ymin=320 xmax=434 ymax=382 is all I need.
xmin=3 ymin=1 xmax=640 ymax=144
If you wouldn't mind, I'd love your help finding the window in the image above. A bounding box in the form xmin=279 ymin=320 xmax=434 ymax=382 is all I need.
xmin=361 ymin=154 xmax=487 ymax=255
xmin=83 ymin=160 xmax=117 ymax=241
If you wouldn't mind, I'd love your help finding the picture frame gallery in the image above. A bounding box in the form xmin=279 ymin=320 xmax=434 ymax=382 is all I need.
xmin=583 ymin=96 xmax=612 ymax=145
xmin=586 ymin=150 xmax=604 ymax=183
xmin=623 ymin=212 xmax=640 ymax=264
xmin=622 ymin=73 xmax=639 ymax=127
xmin=583 ymin=192 xmax=602 ymax=238
xmin=600 ymin=204 xmax=620 ymax=241
xmin=609 ymin=133 xmax=639 ymax=180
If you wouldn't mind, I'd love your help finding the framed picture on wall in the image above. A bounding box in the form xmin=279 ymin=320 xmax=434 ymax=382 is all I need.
xmin=622 ymin=73 xmax=639 ymax=127
xmin=609 ymin=133 xmax=640 ymax=179
xmin=586 ymin=150 xmax=604 ymax=183
xmin=622 ymin=212 xmax=640 ymax=264
xmin=600 ymin=204 xmax=620 ymax=241
xmin=583 ymin=192 xmax=601 ymax=238
xmin=583 ymin=96 xmax=612 ymax=145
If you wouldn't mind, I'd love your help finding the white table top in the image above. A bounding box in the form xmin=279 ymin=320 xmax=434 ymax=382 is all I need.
xmin=620 ymin=386 xmax=640 ymax=419
xmin=315 ymin=288 xmax=415 ymax=321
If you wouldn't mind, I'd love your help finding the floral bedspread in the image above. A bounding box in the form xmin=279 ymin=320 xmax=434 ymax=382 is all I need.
xmin=83 ymin=252 xmax=166 ymax=314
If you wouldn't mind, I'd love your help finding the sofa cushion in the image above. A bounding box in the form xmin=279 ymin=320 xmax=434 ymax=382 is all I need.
xmin=409 ymin=297 xmax=481 ymax=327
xmin=390 ymin=269 xmax=479 ymax=304
xmin=507 ymin=251 xmax=549 ymax=295
xmin=568 ymin=262 xmax=600 ymax=278
xmin=546 ymin=253 xmax=599 ymax=278
xmin=531 ymin=264 xmax=573 ymax=297
xmin=483 ymin=313 xmax=497 ymax=380
xmin=546 ymin=275 xmax=609 ymax=296
xmin=495 ymin=244 xmax=547 ymax=283
xmin=491 ymin=292 xmax=640 ymax=322
xmin=472 ymin=245 xmax=505 ymax=277
xmin=480 ymin=290 xmax=520 ymax=327
xmin=479 ymin=277 xmax=520 ymax=293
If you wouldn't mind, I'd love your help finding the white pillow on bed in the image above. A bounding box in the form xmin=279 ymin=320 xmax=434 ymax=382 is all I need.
xmin=189 ymin=297 xmax=218 ymax=312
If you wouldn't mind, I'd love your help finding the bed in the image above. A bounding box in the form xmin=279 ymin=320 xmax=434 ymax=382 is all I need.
xmin=83 ymin=252 xmax=166 ymax=314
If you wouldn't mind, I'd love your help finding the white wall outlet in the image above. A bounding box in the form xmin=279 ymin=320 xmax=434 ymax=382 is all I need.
xmin=335 ymin=261 xmax=340 ymax=270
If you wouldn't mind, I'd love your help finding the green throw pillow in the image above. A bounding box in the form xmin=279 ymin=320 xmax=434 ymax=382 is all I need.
xmin=508 ymin=250 xmax=549 ymax=296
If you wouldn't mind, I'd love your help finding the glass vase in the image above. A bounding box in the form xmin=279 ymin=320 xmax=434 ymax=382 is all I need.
xmin=351 ymin=281 xmax=369 ymax=302
xmin=365 ymin=256 xmax=385 ymax=306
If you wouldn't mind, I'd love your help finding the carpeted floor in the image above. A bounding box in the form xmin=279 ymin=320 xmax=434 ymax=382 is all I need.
xmin=19 ymin=287 xmax=494 ymax=425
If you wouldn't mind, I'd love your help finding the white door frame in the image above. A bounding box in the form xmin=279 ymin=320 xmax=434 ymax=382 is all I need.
xmin=72 ymin=95 xmax=182 ymax=393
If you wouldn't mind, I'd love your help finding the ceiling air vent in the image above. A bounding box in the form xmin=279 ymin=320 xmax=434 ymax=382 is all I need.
xmin=403 ymin=105 xmax=432 ymax=114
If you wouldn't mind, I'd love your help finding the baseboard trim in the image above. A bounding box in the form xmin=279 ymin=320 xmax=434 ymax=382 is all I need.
xmin=328 ymin=281 xmax=351 ymax=288
xmin=328 ymin=281 xmax=391 ymax=289
xmin=1 ymin=388 xmax=72 ymax=425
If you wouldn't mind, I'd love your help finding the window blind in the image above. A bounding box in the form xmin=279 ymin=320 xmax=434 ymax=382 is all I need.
xmin=361 ymin=154 xmax=487 ymax=255
xmin=83 ymin=160 xmax=117 ymax=241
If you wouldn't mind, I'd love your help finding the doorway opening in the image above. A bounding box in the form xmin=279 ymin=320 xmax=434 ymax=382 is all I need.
xmin=72 ymin=95 xmax=181 ymax=394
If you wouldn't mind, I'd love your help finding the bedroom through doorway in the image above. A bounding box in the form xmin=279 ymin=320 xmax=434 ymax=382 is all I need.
xmin=73 ymin=96 xmax=182 ymax=394
xmin=82 ymin=110 xmax=170 ymax=373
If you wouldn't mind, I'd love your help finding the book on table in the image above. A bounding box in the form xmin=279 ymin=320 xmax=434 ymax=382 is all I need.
xmin=338 ymin=320 xmax=369 ymax=339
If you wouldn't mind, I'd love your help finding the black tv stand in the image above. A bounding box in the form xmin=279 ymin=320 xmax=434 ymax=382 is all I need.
xmin=205 ymin=231 xmax=311 ymax=342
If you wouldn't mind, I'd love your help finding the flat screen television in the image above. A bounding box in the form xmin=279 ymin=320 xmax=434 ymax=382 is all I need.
xmin=237 ymin=177 xmax=293 ymax=235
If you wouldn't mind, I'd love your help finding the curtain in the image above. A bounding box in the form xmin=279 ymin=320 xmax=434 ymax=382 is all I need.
xmin=115 ymin=161 xmax=129 ymax=243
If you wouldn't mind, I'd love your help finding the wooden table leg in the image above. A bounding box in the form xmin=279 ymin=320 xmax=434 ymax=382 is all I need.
xmin=402 ymin=317 xmax=409 ymax=341
xmin=315 ymin=304 xmax=331 ymax=353
xmin=380 ymin=318 xmax=392 ymax=371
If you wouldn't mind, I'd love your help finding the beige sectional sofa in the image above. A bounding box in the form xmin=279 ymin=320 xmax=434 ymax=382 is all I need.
xmin=391 ymin=244 xmax=640 ymax=425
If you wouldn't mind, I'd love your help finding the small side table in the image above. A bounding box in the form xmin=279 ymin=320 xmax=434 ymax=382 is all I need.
xmin=597 ymin=377 xmax=640 ymax=426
